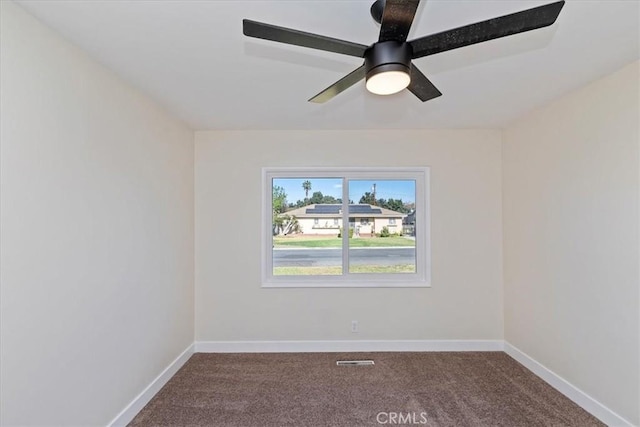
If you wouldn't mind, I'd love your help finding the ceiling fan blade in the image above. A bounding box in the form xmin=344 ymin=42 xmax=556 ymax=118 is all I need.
xmin=379 ymin=0 xmax=420 ymax=42
xmin=308 ymin=65 xmax=367 ymax=103
xmin=243 ymin=19 xmax=368 ymax=58
xmin=407 ymin=65 xmax=442 ymax=102
xmin=410 ymin=0 xmax=565 ymax=59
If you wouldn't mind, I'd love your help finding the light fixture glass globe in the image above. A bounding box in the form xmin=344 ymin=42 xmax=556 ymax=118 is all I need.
xmin=365 ymin=70 xmax=411 ymax=95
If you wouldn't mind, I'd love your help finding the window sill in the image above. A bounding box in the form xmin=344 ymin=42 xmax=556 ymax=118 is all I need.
xmin=262 ymin=278 xmax=430 ymax=288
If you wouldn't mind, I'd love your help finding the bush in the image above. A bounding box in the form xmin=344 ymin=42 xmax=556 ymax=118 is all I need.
xmin=379 ymin=226 xmax=390 ymax=237
xmin=338 ymin=227 xmax=354 ymax=238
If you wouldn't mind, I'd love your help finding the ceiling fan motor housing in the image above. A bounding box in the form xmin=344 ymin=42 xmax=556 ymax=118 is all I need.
xmin=364 ymin=41 xmax=413 ymax=80
xmin=370 ymin=0 xmax=386 ymax=24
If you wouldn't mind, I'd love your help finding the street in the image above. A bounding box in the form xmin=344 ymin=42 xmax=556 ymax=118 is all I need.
xmin=273 ymin=247 xmax=415 ymax=267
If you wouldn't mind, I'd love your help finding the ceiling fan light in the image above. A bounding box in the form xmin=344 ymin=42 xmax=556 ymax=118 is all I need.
xmin=364 ymin=41 xmax=412 ymax=96
xmin=366 ymin=70 xmax=410 ymax=95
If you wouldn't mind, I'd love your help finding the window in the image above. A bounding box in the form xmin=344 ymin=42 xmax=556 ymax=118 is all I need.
xmin=264 ymin=167 xmax=430 ymax=287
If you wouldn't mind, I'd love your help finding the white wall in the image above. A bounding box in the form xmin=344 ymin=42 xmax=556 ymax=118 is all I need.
xmin=195 ymin=130 xmax=503 ymax=342
xmin=5 ymin=0 xmax=636 ymax=423
xmin=503 ymin=61 xmax=639 ymax=425
xmin=0 ymin=2 xmax=194 ymax=425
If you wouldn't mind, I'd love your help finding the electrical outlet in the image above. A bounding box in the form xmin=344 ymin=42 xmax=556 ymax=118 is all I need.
xmin=351 ymin=320 xmax=359 ymax=333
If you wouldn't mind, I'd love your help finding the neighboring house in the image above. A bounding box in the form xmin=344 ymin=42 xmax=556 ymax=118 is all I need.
xmin=403 ymin=209 xmax=415 ymax=225
xmin=403 ymin=209 xmax=416 ymax=236
xmin=283 ymin=204 xmax=406 ymax=236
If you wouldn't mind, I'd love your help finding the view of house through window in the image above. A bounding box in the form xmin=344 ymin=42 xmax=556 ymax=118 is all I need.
xmin=347 ymin=180 xmax=415 ymax=274
xmin=266 ymin=168 xmax=428 ymax=286
xmin=272 ymin=177 xmax=343 ymax=275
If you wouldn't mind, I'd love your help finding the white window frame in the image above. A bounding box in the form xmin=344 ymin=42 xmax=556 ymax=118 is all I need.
xmin=262 ymin=167 xmax=430 ymax=288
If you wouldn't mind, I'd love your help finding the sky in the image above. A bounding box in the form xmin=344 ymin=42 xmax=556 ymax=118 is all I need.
xmin=273 ymin=178 xmax=415 ymax=205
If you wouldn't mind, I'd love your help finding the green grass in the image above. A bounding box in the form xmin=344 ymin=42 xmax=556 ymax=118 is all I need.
xmin=349 ymin=264 xmax=415 ymax=273
xmin=274 ymin=266 xmax=342 ymax=275
xmin=273 ymin=235 xmax=415 ymax=248
xmin=274 ymin=264 xmax=415 ymax=275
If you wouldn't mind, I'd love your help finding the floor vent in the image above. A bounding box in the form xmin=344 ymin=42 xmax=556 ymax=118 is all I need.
xmin=336 ymin=360 xmax=375 ymax=366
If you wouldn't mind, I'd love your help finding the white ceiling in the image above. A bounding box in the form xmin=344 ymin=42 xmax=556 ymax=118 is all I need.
xmin=16 ymin=0 xmax=640 ymax=130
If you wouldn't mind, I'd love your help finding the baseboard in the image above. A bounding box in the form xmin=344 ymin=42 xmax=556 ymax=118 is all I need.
xmin=194 ymin=339 xmax=504 ymax=353
xmin=504 ymin=342 xmax=634 ymax=427
xmin=106 ymin=340 xmax=633 ymax=427
xmin=107 ymin=343 xmax=195 ymax=427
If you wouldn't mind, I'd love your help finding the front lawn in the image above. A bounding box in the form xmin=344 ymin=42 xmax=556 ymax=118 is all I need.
xmin=273 ymin=264 xmax=415 ymax=275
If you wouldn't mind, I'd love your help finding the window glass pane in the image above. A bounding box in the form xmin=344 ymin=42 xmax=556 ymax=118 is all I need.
xmin=347 ymin=180 xmax=416 ymax=274
xmin=271 ymin=178 xmax=343 ymax=276
xmin=263 ymin=167 xmax=429 ymax=287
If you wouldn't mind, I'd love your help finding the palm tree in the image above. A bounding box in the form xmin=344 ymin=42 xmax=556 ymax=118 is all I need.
xmin=302 ymin=180 xmax=312 ymax=199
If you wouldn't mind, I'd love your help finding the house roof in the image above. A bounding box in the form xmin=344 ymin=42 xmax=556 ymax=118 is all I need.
xmin=285 ymin=204 xmax=405 ymax=218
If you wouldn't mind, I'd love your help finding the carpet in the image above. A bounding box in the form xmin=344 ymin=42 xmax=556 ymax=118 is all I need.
xmin=129 ymin=352 xmax=604 ymax=426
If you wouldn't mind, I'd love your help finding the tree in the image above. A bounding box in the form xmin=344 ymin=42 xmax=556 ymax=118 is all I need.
xmin=302 ymin=180 xmax=312 ymax=199
xmin=358 ymin=193 xmax=409 ymax=213
xmin=272 ymin=186 xmax=301 ymax=235
xmin=383 ymin=198 xmax=409 ymax=213
xmin=272 ymin=185 xmax=288 ymax=215
xmin=320 ymin=195 xmax=339 ymax=204
xmin=274 ymin=214 xmax=301 ymax=235
xmin=359 ymin=192 xmax=376 ymax=205
xmin=309 ymin=191 xmax=325 ymax=204
xmin=289 ymin=193 xmax=347 ymax=208
xmin=272 ymin=185 xmax=287 ymax=234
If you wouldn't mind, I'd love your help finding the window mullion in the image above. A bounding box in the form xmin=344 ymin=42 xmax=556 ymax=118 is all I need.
xmin=342 ymin=177 xmax=349 ymax=277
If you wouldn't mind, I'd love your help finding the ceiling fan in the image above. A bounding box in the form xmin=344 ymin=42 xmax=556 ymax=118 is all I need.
xmin=243 ymin=0 xmax=565 ymax=103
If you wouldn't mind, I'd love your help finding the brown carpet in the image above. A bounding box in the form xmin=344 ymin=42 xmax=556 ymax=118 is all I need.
xmin=129 ymin=352 xmax=604 ymax=427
